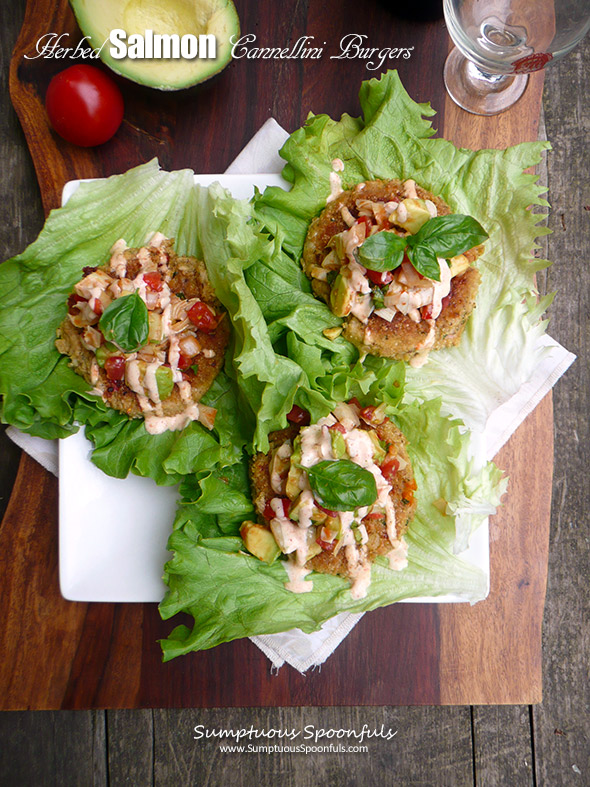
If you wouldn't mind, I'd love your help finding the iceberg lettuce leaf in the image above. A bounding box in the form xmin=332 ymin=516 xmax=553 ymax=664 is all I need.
xmin=254 ymin=70 xmax=552 ymax=431
xmin=159 ymin=396 xmax=496 ymax=658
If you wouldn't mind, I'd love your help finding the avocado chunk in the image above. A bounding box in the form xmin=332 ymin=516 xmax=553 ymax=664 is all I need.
xmin=367 ymin=430 xmax=386 ymax=463
xmin=148 ymin=312 xmax=164 ymax=344
xmin=330 ymin=274 xmax=355 ymax=317
xmin=330 ymin=430 xmax=347 ymax=459
xmin=395 ymin=198 xmax=432 ymax=234
xmin=155 ymin=366 xmax=174 ymax=400
xmin=240 ymin=522 xmax=281 ymax=565
xmin=285 ymin=439 xmax=303 ymax=500
xmin=448 ymin=254 xmax=470 ymax=277
xmin=70 ymin=0 xmax=240 ymax=90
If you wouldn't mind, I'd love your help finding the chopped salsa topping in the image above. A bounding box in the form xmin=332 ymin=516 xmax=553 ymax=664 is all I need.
xmin=57 ymin=233 xmax=225 ymax=435
xmin=243 ymin=399 xmax=416 ymax=599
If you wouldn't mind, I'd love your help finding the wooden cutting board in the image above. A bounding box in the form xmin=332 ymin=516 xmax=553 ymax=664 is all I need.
xmin=1 ymin=0 xmax=551 ymax=708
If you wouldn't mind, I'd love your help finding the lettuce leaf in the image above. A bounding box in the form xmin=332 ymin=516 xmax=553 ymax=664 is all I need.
xmin=159 ymin=397 xmax=498 ymax=658
xmin=159 ymin=70 xmax=548 ymax=657
xmin=254 ymin=70 xmax=552 ymax=431
xmin=0 ymin=162 xmax=273 ymax=482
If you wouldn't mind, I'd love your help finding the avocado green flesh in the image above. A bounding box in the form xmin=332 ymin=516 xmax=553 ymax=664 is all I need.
xmin=155 ymin=366 xmax=174 ymax=400
xmin=240 ymin=523 xmax=281 ymax=565
xmin=70 ymin=0 xmax=240 ymax=90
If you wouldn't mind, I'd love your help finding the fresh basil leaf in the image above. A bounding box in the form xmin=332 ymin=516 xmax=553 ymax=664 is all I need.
xmin=306 ymin=459 xmax=378 ymax=511
xmin=408 ymin=214 xmax=488 ymax=259
xmin=355 ymin=232 xmax=407 ymax=272
xmin=406 ymin=244 xmax=441 ymax=281
xmin=99 ymin=292 xmax=149 ymax=353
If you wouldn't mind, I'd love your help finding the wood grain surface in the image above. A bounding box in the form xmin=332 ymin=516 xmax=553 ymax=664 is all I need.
xmin=1 ymin=0 xmax=554 ymax=709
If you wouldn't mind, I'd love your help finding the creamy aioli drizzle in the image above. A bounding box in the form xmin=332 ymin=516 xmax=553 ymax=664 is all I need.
xmin=327 ymin=172 xmax=343 ymax=203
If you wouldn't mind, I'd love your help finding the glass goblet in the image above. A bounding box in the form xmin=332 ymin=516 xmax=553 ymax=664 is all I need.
xmin=443 ymin=0 xmax=590 ymax=115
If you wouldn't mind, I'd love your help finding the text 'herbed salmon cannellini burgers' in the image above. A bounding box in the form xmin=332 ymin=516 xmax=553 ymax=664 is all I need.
xmin=56 ymin=233 xmax=229 ymax=434
xmin=303 ymin=174 xmax=489 ymax=367
xmin=241 ymin=399 xmax=417 ymax=599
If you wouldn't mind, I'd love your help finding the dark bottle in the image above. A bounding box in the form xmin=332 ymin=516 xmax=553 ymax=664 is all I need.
xmin=379 ymin=0 xmax=443 ymax=22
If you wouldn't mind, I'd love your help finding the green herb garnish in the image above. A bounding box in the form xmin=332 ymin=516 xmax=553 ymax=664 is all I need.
xmin=306 ymin=459 xmax=378 ymax=511
xmin=98 ymin=291 xmax=149 ymax=353
xmin=355 ymin=214 xmax=488 ymax=281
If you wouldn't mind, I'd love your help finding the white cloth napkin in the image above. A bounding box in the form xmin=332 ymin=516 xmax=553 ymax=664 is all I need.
xmin=7 ymin=119 xmax=576 ymax=674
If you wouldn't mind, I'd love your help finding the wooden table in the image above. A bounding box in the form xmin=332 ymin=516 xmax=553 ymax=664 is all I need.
xmin=0 ymin=0 xmax=583 ymax=733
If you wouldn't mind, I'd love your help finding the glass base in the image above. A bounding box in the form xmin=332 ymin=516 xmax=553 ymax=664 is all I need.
xmin=443 ymin=47 xmax=529 ymax=116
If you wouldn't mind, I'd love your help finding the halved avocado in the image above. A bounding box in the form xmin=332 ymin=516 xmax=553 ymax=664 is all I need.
xmin=70 ymin=0 xmax=240 ymax=90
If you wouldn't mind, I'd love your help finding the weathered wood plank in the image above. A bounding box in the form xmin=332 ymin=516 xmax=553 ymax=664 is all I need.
xmin=0 ymin=0 xmax=41 ymax=526
xmin=439 ymin=71 xmax=550 ymax=706
xmin=532 ymin=34 xmax=590 ymax=787
xmin=106 ymin=709 xmax=154 ymax=786
xmin=0 ymin=711 xmax=107 ymax=786
xmin=472 ymin=706 xmax=534 ymax=786
xmin=152 ymin=707 xmax=473 ymax=786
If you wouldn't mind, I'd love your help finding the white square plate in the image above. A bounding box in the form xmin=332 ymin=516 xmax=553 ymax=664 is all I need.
xmin=58 ymin=172 xmax=489 ymax=603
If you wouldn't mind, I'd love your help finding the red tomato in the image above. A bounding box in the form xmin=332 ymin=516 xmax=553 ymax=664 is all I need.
xmin=45 ymin=65 xmax=124 ymax=147
xmin=357 ymin=215 xmax=373 ymax=233
xmin=177 ymin=354 xmax=194 ymax=371
xmin=187 ymin=301 xmax=217 ymax=332
xmin=143 ymin=272 xmax=163 ymax=292
xmin=287 ymin=404 xmax=310 ymax=425
xmin=364 ymin=512 xmax=385 ymax=521
xmin=67 ymin=293 xmax=84 ymax=313
xmin=316 ymin=537 xmax=336 ymax=552
xmin=104 ymin=355 xmax=126 ymax=382
xmin=366 ymin=269 xmax=394 ymax=286
xmin=263 ymin=498 xmax=290 ymax=521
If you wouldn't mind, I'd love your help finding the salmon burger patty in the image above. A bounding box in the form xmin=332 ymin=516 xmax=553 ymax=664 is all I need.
xmin=302 ymin=178 xmax=485 ymax=366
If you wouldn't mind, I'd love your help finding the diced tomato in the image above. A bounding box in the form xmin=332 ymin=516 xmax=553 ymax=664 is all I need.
xmin=263 ymin=497 xmax=290 ymax=521
xmin=360 ymin=404 xmax=387 ymax=425
xmin=91 ymin=297 xmax=103 ymax=316
xmin=177 ymin=354 xmax=193 ymax=371
xmin=366 ymin=269 xmax=394 ymax=286
xmin=316 ymin=537 xmax=336 ymax=552
xmin=402 ymin=479 xmax=418 ymax=505
xmin=347 ymin=397 xmax=361 ymax=410
xmin=287 ymin=404 xmax=311 ymax=425
xmin=420 ymin=304 xmax=434 ymax=321
xmin=104 ymin=355 xmax=126 ymax=382
xmin=67 ymin=293 xmax=84 ymax=312
xmin=143 ymin=271 xmax=163 ymax=292
xmin=357 ymin=215 xmax=373 ymax=233
xmin=316 ymin=502 xmax=339 ymax=518
xmin=187 ymin=301 xmax=217 ymax=332
xmin=361 ymin=406 xmax=384 ymax=425
xmin=329 ymin=422 xmax=346 ymax=434
xmin=364 ymin=512 xmax=385 ymax=522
